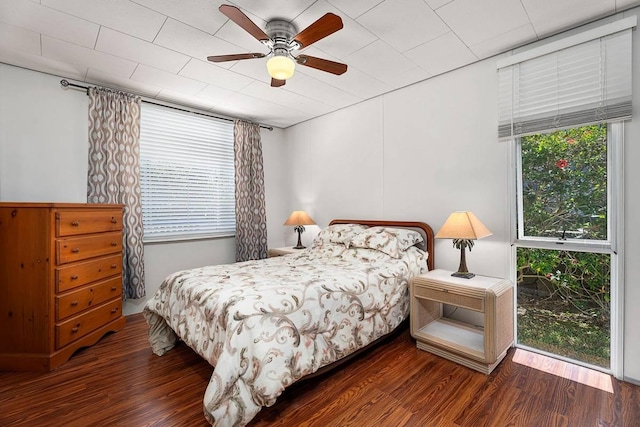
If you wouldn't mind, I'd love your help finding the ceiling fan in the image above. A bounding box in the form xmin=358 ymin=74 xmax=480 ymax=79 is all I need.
xmin=207 ymin=5 xmax=348 ymax=87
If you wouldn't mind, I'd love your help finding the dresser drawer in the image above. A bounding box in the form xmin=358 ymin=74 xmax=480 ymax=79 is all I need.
xmin=56 ymin=299 xmax=122 ymax=348
xmin=56 ymin=209 xmax=122 ymax=237
xmin=56 ymin=232 xmax=122 ymax=264
xmin=56 ymin=254 xmax=122 ymax=292
xmin=56 ymin=276 xmax=123 ymax=321
xmin=413 ymin=283 xmax=484 ymax=312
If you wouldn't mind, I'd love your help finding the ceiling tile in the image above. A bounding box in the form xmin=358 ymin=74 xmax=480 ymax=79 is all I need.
xmin=293 ymin=0 xmax=378 ymax=59
xmin=468 ymin=24 xmax=537 ymax=59
xmin=405 ymin=31 xmax=477 ymax=76
xmin=42 ymin=36 xmax=137 ymax=78
xmin=228 ymin=0 xmax=317 ymax=22
xmin=344 ymin=39 xmax=419 ymax=86
xmin=132 ymin=0 xmax=227 ymax=34
xmin=0 ymin=22 xmax=41 ymax=55
xmin=229 ymin=58 xmax=272 ymax=84
xmin=214 ymin=10 xmax=269 ymax=52
xmin=0 ymin=49 xmax=88 ymax=81
xmin=357 ymin=0 xmax=449 ymax=52
xmin=0 ymin=0 xmax=630 ymax=129
xmin=0 ymin=0 xmax=98 ymax=48
xmin=131 ymin=64 xmax=207 ymax=95
xmin=154 ymin=18 xmax=245 ymax=69
xmin=240 ymin=81 xmax=334 ymax=116
xmin=393 ymin=66 xmax=432 ymax=88
xmin=155 ymin=88 xmax=220 ymax=111
xmin=85 ymin=68 xmax=162 ymax=97
xmin=96 ymin=28 xmax=190 ymax=74
xmin=522 ymin=0 xmax=616 ymax=38
xmin=617 ymin=0 xmax=640 ymax=9
xmin=179 ymin=59 xmax=253 ymax=91
xmin=425 ymin=0 xmax=454 ymax=9
xmin=283 ymin=71 xmax=362 ymax=109
xmin=41 ymin=0 xmax=166 ymax=42
xmin=295 ymin=46 xmax=391 ymax=99
xmin=437 ymin=0 xmax=530 ymax=46
xmin=326 ymin=0 xmax=384 ymax=19
xmin=197 ymin=83 xmax=310 ymax=126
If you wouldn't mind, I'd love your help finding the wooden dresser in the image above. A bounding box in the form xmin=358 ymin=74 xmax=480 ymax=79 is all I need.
xmin=0 ymin=202 xmax=127 ymax=371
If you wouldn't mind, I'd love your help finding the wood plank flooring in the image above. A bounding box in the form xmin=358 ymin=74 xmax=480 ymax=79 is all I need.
xmin=1 ymin=313 xmax=638 ymax=426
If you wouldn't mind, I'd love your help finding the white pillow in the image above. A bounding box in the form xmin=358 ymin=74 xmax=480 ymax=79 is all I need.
xmin=313 ymin=224 xmax=369 ymax=248
xmin=349 ymin=226 xmax=423 ymax=258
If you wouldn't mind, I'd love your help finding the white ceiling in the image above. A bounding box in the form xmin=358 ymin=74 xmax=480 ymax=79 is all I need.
xmin=1 ymin=0 xmax=638 ymax=128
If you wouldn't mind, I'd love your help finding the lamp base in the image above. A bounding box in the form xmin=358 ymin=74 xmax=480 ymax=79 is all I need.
xmin=294 ymin=228 xmax=305 ymax=250
xmin=451 ymin=271 xmax=475 ymax=279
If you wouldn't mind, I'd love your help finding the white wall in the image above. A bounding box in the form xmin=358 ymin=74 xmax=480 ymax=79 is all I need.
xmin=0 ymin=65 xmax=88 ymax=201
xmin=0 ymin=64 xmax=289 ymax=316
xmin=283 ymin=9 xmax=640 ymax=382
xmin=285 ymin=58 xmax=510 ymax=280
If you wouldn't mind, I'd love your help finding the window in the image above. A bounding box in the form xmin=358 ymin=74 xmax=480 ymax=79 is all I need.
xmin=139 ymin=103 xmax=235 ymax=242
xmin=498 ymin=18 xmax=633 ymax=375
xmin=514 ymin=124 xmax=619 ymax=370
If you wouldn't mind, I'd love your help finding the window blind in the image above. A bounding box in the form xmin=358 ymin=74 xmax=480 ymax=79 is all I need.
xmin=139 ymin=103 xmax=235 ymax=241
xmin=497 ymin=18 xmax=634 ymax=140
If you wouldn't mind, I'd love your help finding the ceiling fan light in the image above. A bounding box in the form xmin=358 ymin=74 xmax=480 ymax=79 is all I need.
xmin=266 ymin=55 xmax=295 ymax=80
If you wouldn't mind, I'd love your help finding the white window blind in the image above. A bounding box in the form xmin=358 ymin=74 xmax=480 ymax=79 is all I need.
xmin=497 ymin=17 xmax=634 ymax=140
xmin=139 ymin=103 xmax=235 ymax=242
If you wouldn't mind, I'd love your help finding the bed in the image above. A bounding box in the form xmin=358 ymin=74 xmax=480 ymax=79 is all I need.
xmin=143 ymin=219 xmax=434 ymax=426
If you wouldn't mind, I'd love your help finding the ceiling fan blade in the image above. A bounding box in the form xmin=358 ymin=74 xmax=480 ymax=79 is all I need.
xmin=293 ymin=13 xmax=343 ymax=48
xmin=219 ymin=4 xmax=269 ymax=42
xmin=271 ymin=78 xmax=286 ymax=87
xmin=296 ymin=55 xmax=347 ymax=75
xmin=207 ymin=53 xmax=265 ymax=62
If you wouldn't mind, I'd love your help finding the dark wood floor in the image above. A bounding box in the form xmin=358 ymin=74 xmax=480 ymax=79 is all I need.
xmin=1 ymin=314 xmax=638 ymax=427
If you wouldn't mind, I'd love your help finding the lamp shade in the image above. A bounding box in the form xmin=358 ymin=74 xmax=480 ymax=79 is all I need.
xmin=435 ymin=211 xmax=492 ymax=240
xmin=267 ymin=55 xmax=295 ymax=80
xmin=284 ymin=210 xmax=315 ymax=226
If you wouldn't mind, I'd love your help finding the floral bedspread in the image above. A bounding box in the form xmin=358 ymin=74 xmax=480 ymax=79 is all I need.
xmin=143 ymin=244 xmax=428 ymax=427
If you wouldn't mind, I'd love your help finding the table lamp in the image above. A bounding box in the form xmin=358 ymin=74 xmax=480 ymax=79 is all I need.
xmin=284 ymin=210 xmax=316 ymax=249
xmin=435 ymin=211 xmax=492 ymax=279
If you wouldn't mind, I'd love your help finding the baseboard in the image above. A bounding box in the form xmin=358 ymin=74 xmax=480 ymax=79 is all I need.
xmin=623 ymin=375 xmax=640 ymax=386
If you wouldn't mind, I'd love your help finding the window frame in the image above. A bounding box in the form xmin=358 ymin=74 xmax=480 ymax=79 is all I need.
xmin=509 ymin=122 xmax=624 ymax=377
xmin=138 ymin=103 xmax=236 ymax=243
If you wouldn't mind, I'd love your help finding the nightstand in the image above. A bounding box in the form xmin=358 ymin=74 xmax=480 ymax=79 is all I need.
xmin=410 ymin=269 xmax=514 ymax=374
xmin=268 ymin=247 xmax=300 ymax=257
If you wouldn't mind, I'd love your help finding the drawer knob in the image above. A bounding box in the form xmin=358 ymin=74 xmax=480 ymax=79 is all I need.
xmin=70 ymin=301 xmax=78 ymax=306
xmin=71 ymin=221 xmax=80 ymax=226
xmin=71 ymin=248 xmax=80 ymax=253
xmin=71 ymin=275 xmax=78 ymax=280
xmin=71 ymin=324 xmax=80 ymax=333
xmin=111 ymin=242 xmax=118 ymax=247
xmin=111 ymin=307 xmax=119 ymax=314
xmin=111 ymin=218 xmax=118 ymax=224
xmin=111 ymin=264 xmax=117 ymax=269
xmin=111 ymin=286 xmax=117 ymax=291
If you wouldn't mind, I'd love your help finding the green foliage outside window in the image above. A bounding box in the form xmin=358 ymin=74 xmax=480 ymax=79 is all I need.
xmin=516 ymin=124 xmax=610 ymax=368
xmin=520 ymin=124 xmax=607 ymax=240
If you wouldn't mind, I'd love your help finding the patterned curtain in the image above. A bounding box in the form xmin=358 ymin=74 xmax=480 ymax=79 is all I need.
xmin=234 ymin=120 xmax=268 ymax=262
xmin=87 ymin=86 xmax=146 ymax=299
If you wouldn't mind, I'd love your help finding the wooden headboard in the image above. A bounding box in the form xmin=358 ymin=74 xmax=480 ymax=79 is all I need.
xmin=329 ymin=219 xmax=435 ymax=271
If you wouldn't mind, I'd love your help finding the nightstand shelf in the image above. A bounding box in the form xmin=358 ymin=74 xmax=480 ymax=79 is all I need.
xmin=410 ymin=269 xmax=514 ymax=374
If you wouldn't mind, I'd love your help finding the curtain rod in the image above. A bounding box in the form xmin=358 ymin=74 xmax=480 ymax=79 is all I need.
xmin=60 ymin=79 xmax=274 ymax=131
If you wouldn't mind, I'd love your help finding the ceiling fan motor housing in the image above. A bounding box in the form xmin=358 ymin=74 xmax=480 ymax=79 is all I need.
xmin=264 ymin=20 xmax=300 ymax=56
